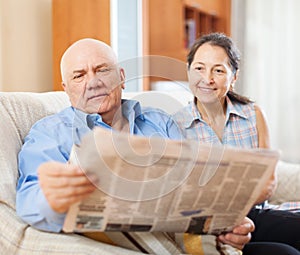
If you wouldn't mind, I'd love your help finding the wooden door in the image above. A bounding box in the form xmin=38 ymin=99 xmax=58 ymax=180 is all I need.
xmin=52 ymin=0 xmax=110 ymax=91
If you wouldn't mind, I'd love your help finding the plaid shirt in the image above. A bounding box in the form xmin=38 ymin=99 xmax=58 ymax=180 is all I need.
xmin=173 ymin=96 xmax=258 ymax=148
xmin=265 ymin=201 xmax=300 ymax=212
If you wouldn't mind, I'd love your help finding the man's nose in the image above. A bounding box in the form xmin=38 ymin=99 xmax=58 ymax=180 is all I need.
xmin=86 ymin=74 xmax=101 ymax=89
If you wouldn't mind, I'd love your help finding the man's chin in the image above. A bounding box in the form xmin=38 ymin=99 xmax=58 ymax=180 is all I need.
xmin=74 ymin=105 xmax=103 ymax=114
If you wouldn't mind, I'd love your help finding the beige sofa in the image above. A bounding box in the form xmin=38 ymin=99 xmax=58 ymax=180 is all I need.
xmin=0 ymin=91 xmax=299 ymax=254
xmin=0 ymin=92 xmax=144 ymax=255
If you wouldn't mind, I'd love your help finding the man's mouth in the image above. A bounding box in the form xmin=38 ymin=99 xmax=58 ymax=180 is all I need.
xmin=87 ymin=93 xmax=107 ymax=100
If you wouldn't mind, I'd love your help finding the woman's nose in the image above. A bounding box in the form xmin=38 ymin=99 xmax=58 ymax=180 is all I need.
xmin=202 ymin=71 xmax=214 ymax=84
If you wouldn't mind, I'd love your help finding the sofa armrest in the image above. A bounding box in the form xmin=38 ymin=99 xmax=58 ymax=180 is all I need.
xmin=269 ymin=160 xmax=300 ymax=204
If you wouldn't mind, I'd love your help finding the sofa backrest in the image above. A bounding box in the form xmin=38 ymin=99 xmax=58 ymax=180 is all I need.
xmin=123 ymin=90 xmax=193 ymax=114
xmin=0 ymin=92 xmax=70 ymax=209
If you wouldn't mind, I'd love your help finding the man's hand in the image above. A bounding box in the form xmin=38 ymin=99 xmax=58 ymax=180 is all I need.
xmin=217 ymin=217 xmax=255 ymax=250
xmin=38 ymin=161 xmax=98 ymax=213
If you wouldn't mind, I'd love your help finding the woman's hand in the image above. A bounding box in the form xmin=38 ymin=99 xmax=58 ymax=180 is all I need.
xmin=217 ymin=217 xmax=255 ymax=250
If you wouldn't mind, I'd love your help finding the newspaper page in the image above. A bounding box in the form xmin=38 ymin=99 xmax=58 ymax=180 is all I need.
xmin=63 ymin=127 xmax=280 ymax=235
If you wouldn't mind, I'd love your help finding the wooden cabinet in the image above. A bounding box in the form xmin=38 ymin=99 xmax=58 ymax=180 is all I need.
xmin=148 ymin=0 xmax=231 ymax=82
xmin=149 ymin=0 xmax=231 ymax=58
xmin=52 ymin=0 xmax=230 ymax=90
xmin=52 ymin=0 xmax=110 ymax=91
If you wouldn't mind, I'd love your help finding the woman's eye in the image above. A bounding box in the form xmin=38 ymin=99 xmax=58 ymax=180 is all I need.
xmin=195 ymin=66 xmax=204 ymax=71
xmin=214 ymin=69 xmax=225 ymax=74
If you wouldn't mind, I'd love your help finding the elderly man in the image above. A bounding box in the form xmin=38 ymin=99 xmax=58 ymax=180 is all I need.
xmin=16 ymin=38 xmax=253 ymax=254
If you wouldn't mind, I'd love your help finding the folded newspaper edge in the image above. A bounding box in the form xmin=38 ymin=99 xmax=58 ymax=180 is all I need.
xmin=63 ymin=127 xmax=280 ymax=235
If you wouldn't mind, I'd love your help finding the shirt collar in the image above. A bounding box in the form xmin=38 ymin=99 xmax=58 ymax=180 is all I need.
xmin=180 ymin=101 xmax=200 ymax=129
xmin=225 ymin=96 xmax=248 ymax=120
xmin=182 ymin=96 xmax=249 ymax=129
xmin=72 ymin=99 xmax=144 ymax=131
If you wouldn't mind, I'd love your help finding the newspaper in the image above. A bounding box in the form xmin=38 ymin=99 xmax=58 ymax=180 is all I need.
xmin=63 ymin=127 xmax=280 ymax=235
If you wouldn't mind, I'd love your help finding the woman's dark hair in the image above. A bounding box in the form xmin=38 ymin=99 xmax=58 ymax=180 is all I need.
xmin=187 ymin=32 xmax=252 ymax=104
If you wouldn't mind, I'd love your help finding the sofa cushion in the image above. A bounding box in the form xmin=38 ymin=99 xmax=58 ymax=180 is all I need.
xmin=269 ymin=160 xmax=300 ymax=204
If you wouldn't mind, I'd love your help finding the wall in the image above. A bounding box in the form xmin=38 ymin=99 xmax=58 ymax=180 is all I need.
xmin=230 ymin=0 xmax=246 ymax=95
xmin=232 ymin=0 xmax=300 ymax=163
xmin=0 ymin=0 xmax=52 ymax=92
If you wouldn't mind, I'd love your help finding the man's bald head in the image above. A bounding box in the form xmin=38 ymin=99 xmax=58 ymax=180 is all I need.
xmin=60 ymin=38 xmax=118 ymax=83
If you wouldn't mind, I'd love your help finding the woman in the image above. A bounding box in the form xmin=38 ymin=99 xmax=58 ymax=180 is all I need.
xmin=173 ymin=32 xmax=300 ymax=254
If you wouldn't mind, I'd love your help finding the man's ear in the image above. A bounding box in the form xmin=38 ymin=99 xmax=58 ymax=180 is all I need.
xmin=62 ymin=82 xmax=67 ymax=92
xmin=120 ymin=68 xmax=125 ymax=89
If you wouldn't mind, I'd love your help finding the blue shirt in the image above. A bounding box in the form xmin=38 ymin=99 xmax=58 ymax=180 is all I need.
xmin=16 ymin=99 xmax=182 ymax=232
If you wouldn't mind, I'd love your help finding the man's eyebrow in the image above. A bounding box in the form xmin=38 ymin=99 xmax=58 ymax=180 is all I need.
xmin=72 ymin=69 xmax=85 ymax=74
xmin=94 ymin=63 xmax=111 ymax=69
xmin=71 ymin=63 xmax=113 ymax=75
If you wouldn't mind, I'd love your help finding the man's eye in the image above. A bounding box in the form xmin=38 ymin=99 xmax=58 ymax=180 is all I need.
xmin=97 ymin=68 xmax=110 ymax=74
xmin=72 ymin=73 xmax=85 ymax=83
xmin=195 ymin=66 xmax=204 ymax=71
xmin=73 ymin=74 xmax=83 ymax=79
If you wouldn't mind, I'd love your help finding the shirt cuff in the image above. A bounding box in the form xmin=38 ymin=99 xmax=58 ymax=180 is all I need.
xmin=38 ymin=189 xmax=66 ymax=232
